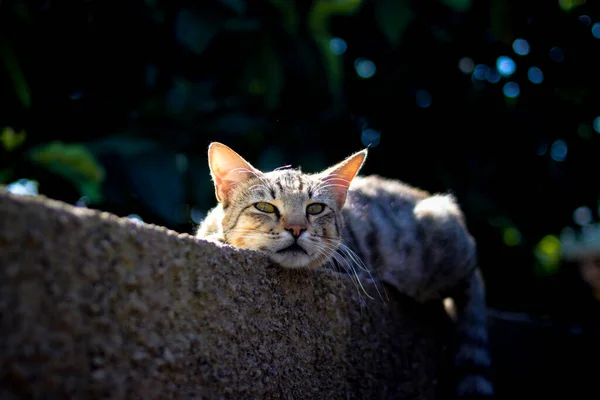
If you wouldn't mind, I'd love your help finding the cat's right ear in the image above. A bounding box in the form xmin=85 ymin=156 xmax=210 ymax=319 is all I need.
xmin=317 ymin=148 xmax=367 ymax=208
xmin=208 ymin=142 xmax=263 ymax=204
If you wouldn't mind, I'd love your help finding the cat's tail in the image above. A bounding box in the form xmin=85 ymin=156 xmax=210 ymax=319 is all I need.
xmin=449 ymin=269 xmax=494 ymax=399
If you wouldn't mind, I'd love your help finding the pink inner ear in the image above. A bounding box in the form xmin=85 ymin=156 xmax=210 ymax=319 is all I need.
xmin=324 ymin=174 xmax=352 ymax=207
xmin=321 ymin=150 xmax=366 ymax=207
xmin=208 ymin=143 xmax=262 ymax=203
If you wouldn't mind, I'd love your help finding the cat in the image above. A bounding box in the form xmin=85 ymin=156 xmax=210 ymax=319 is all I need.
xmin=196 ymin=142 xmax=494 ymax=398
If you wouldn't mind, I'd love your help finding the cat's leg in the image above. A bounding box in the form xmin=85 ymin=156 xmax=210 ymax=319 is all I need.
xmin=413 ymin=195 xmax=494 ymax=398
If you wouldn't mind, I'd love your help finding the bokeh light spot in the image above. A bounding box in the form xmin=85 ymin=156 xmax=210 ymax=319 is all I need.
xmin=592 ymin=23 xmax=600 ymax=39
xmin=361 ymin=129 xmax=381 ymax=148
xmin=549 ymin=46 xmax=565 ymax=62
xmin=534 ymin=235 xmax=561 ymax=276
xmin=559 ymin=0 xmax=586 ymax=12
xmin=512 ymin=38 xmax=530 ymax=56
xmin=415 ymin=89 xmax=432 ymax=108
xmin=579 ymin=15 xmax=592 ymax=27
xmin=472 ymin=64 xmax=488 ymax=80
xmin=329 ymin=37 xmax=347 ymax=55
xmin=527 ymin=66 xmax=544 ymax=84
xmin=573 ymin=206 xmax=592 ymax=226
xmin=496 ymin=56 xmax=516 ymax=77
xmin=550 ymin=139 xmax=567 ymax=162
xmin=536 ymin=143 xmax=548 ymax=155
xmin=486 ymin=68 xmax=501 ymax=83
xmin=354 ymin=58 xmax=376 ymax=79
xmin=502 ymin=81 xmax=520 ymax=98
xmin=503 ymin=227 xmax=522 ymax=246
xmin=458 ymin=57 xmax=474 ymax=74
xmin=593 ymin=116 xmax=600 ymax=133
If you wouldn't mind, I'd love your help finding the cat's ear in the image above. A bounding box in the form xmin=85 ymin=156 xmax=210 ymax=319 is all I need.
xmin=208 ymin=142 xmax=263 ymax=204
xmin=318 ymin=149 xmax=367 ymax=208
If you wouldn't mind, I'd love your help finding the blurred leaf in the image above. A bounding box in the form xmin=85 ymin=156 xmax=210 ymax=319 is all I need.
xmin=0 ymin=168 xmax=14 ymax=184
xmin=308 ymin=0 xmax=364 ymax=37
xmin=12 ymin=2 xmax=32 ymax=23
xmin=308 ymin=0 xmax=365 ymax=109
xmin=28 ymin=141 xmax=105 ymax=203
xmin=175 ymin=9 xmax=223 ymax=55
xmin=259 ymin=39 xmax=284 ymax=109
xmin=0 ymin=39 xmax=31 ymax=109
xmin=558 ymin=0 xmax=586 ymax=12
xmin=85 ymin=135 xmax=187 ymax=225
xmin=0 ymin=127 xmax=26 ymax=151
xmin=269 ymin=0 xmax=299 ymax=35
xmin=375 ymin=0 xmax=413 ymax=47
xmin=440 ymin=0 xmax=472 ymax=12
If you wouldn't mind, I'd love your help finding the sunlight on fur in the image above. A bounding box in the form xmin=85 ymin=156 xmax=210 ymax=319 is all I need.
xmin=196 ymin=142 xmax=494 ymax=398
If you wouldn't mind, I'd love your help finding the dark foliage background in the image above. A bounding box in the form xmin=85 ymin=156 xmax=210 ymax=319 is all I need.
xmin=2 ymin=0 xmax=600 ymax=395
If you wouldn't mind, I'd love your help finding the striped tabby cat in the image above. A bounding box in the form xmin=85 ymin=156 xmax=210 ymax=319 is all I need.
xmin=197 ymin=142 xmax=494 ymax=398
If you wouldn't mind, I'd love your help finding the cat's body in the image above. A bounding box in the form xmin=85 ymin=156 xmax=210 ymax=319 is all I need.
xmin=197 ymin=143 xmax=493 ymax=398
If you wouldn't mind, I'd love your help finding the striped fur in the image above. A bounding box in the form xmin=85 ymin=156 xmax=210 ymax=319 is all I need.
xmin=197 ymin=143 xmax=494 ymax=398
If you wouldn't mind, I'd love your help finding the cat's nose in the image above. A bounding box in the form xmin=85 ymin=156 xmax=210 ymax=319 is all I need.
xmin=285 ymin=224 xmax=306 ymax=239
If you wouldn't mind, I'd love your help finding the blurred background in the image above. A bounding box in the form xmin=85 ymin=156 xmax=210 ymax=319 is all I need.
xmin=1 ymin=0 xmax=600 ymax=397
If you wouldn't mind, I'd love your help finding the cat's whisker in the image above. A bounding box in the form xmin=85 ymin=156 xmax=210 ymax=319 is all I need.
xmin=311 ymin=240 xmax=374 ymax=302
xmin=313 ymin=176 xmax=351 ymax=189
xmin=247 ymin=184 xmax=272 ymax=193
xmin=313 ymin=238 xmax=387 ymax=303
xmin=228 ymin=167 xmax=262 ymax=178
xmin=313 ymin=183 xmax=351 ymax=195
xmin=337 ymin=243 xmax=389 ymax=302
xmin=199 ymin=142 xmax=495 ymax=399
xmin=308 ymin=241 xmax=353 ymax=283
xmin=229 ymin=167 xmax=274 ymax=192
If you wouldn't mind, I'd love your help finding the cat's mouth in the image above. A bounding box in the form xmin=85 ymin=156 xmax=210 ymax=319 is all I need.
xmin=277 ymin=242 xmax=308 ymax=255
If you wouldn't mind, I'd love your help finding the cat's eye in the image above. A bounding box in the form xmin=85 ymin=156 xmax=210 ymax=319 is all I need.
xmin=306 ymin=203 xmax=325 ymax=215
xmin=254 ymin=201 xmax=277 ymax=213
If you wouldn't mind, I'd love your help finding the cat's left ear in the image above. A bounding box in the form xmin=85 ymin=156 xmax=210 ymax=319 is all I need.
xmin=208 ymin=142 xmax=263 ymax=204
xmin=318 ymin=149 xmax=367 ymax=208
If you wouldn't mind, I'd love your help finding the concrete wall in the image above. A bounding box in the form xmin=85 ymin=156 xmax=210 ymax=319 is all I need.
xmin=0 ymin=189 xmax=451 ymax=399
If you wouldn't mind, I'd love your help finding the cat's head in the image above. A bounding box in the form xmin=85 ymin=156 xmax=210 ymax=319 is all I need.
xmin=207 ymin=142 xmax=366 ymax=269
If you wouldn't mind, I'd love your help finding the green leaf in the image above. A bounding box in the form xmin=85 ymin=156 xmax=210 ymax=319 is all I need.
xmin=307 ymin=0 xmax=365 ymax=110
xmin=0 ymin=39 xmax=31 ymax=109
xmin=269 ymin=0 xmax=299 ymax=35
xmin=375 ymin=0 xmax=413 ymax=47
xmin=27 ymin=141 xmax=106 ymax=204
xmin=252 ymin=39 xmax=284 ymax=110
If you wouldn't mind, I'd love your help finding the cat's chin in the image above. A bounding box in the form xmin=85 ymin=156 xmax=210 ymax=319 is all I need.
xmin=269 ymin=252 xmax=314 ymax=269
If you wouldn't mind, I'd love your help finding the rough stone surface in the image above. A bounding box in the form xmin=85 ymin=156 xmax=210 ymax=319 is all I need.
xmin=0 ymin=188 xmax=451 ymax=399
